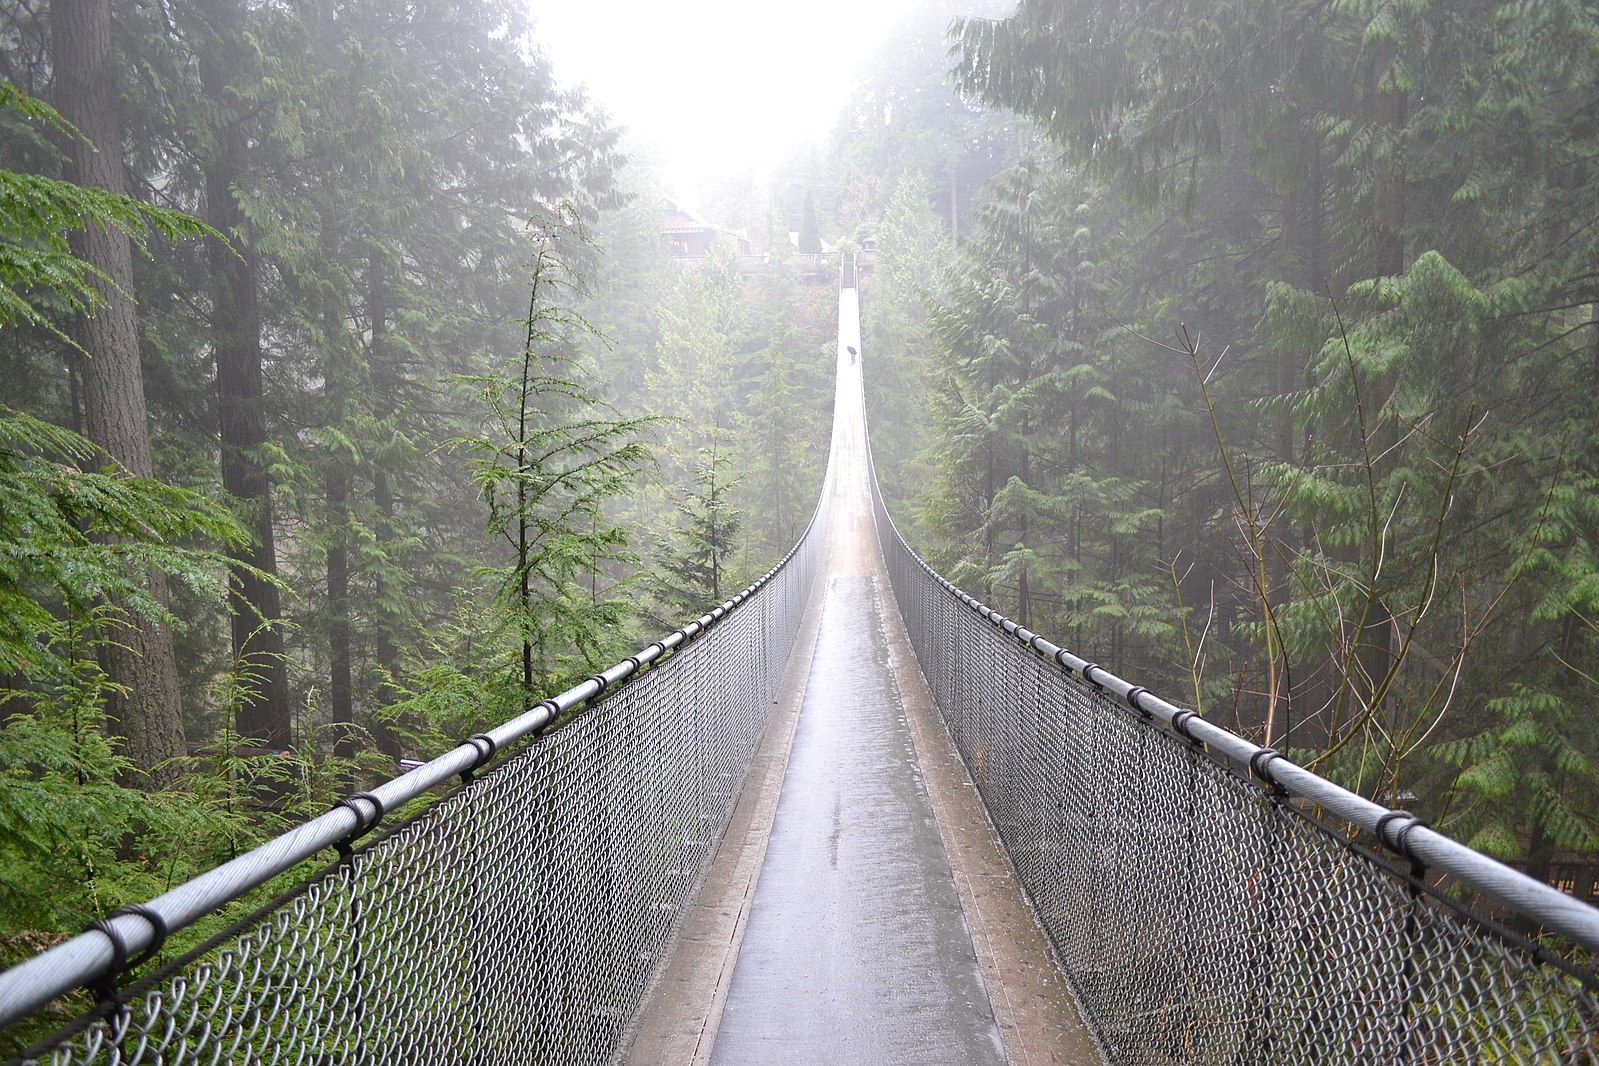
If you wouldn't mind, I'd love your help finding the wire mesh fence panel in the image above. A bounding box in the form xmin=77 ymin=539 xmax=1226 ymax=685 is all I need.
xmin=6 ymin=483 xmax=828 ymax=1066
xmin=870 ymin=455 xmax=1599 ymax=1066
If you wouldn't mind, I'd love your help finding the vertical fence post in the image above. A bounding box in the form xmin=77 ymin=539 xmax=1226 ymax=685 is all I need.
xmin=1385 ymin=816 xmax=1432 ymax=1066
xmin=332 ymin=791 xmax=384 ymax=1066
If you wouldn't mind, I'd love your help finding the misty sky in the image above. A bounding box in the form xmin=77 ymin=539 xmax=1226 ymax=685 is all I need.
xmin=533 ymin=0 xmax=921 ymax=195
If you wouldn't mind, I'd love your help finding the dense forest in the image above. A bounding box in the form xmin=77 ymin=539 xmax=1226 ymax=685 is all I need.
xmin=0 ymin=0 xmax=833 ymax=1012
xmin=857 ymin=0 xmax=1599 ymax=892
xmin=3 ymin=0 xmax=1597 ymax=1027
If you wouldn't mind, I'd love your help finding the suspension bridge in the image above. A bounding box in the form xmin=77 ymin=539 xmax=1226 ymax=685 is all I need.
xmin=2 ymin=265 xmax=1598 ymax=1064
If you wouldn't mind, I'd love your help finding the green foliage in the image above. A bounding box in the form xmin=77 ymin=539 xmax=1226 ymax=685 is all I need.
xmin=924 ymin=0 xmax=1599 ymax=881
xmin=918 ymin=156 xmax=1184 ymax=668
xmin=864 ymin=173 xmax=950 ymax=531
xmin=0 ymin=415 xmax=325 ymax=1038
xmin=1441 ymin=684 xmax=1599 ymax=860
xmin=649 ymin=440 xmax=745 ymax=629
xmin=453 ymin=212 xmax=654 ymax=693
xmin=0 ymin=84 xmax=218 ymax=346
xmin=0 ymin=408 xmax=245 ymax=682
xmin=647 ymin=238 xmax=744 ymax=471
xmin=2 ymin=0 xmax=639 ymax=1022
xmin=608 ymin=224 xmax=831 ymax=566
xmin=798 ymin=190 xmax=822 ymax=254
xmin=1 ymin=626 xmax=160 ymax=940
xmin=0 ymin=631 xmax=377 ymax=1053
xmin=729 ymin=268 xmax=833 ymax=554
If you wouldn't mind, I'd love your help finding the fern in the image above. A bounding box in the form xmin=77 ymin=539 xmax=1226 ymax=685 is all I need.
xmin=0 ymin=82 xmax=222 ymax=347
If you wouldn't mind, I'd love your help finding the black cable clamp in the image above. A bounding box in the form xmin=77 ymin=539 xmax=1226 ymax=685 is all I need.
xmin=84 ymin=916 xmax=128 ymax=1007
xmin=1249 ymin=748 xmax=1289 ymax=798
xmin=460 ymin=732 xmax=498 ymax=785
xmin=529 ymin=698 xmax=562 ymax=739
xmin=1376 ymin=810 xmax=1431 ymax=876
xmin=110 ymin=903 xmax=169 ymax=970
xmin=83 ymin=903 xmax=168 ymax=1006
xmin=1125 ymin=686 xmax=1153 ymax=720
xmin=334 ymin=791 xmax=387 ymax=863
xmin=1079 ymin=664 xmax=1105 ymax=691
xmin=1170 ymin=709 xmax=1203 ymax=745
xmin=1374 ymin=810 xmax=1408 ymax=847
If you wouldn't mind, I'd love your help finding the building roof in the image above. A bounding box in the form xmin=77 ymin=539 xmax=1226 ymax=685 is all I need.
xmin=663 ymin=197 xmax=714 ymax=234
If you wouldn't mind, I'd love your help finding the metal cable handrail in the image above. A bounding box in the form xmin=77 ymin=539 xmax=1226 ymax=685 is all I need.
xmin=864 ymin=426 xmax=1599 ymax=1063
xmin=1 ymin=450 xmax=835 ymax=1063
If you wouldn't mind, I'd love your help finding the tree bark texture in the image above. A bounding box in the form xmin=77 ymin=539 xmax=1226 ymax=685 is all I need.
xmin=328 ymin=460 xmax=353 ymax=760
xmin=197 ymin=0 xmax=291 ymax=749
xmin=368 ymin=249 xmax=402 ymax=758
xmin=1358 ymin=48 xmax=1408 ymax=711
xmin=54 ymin=0 xmax=187 ymax=784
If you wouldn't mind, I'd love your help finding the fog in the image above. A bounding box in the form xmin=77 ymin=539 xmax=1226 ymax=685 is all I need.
xmin=533 ymin=0 xmax=922 ymax=193
xmin=5 ymin=0 xmax=1599 ymax=1038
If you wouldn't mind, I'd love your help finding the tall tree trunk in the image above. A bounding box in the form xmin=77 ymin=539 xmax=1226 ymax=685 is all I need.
xmin=367 ymin=248 xmax=402 ymax=759
xmin=371 ymin=467 xmax=402 ymax=758
xmin=198 ymin=0 xmax=290 ymax=749
xmin=518 ymin=341 xmax=533 ymax=694
xmin=328 ymin=459 xmax=353 ymax=760
xmin=949 ymin=162 xmax=959 ymax=241
xmin=1371 ymin=74 xmax=1407 ymax=279
xmin=1275 ymin=135 xmax=1329 ymax=748
xmin=326 ymin=290 xmax=354 ymax=762
xmin=1017 ymin=410 xmax=1030 ymax=629
xmin=1356 ymin=44 xmax=1408 ymax=722
xmin=55 ymin=0 xmax=186 ymax=784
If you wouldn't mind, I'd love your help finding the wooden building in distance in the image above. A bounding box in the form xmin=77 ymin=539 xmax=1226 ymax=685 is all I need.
xmin=663 ymin=198 xmax=751 ymax=258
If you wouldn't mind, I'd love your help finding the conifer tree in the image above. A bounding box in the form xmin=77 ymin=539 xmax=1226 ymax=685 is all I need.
xmin=183 ymin=0 xmax=292 ymax=750
xmin=49 ymin=0 xmax=189 ymax=779
xmin=798 ymin=190 xmax=823 ymax=254
xmin=456 ymin=213 xmax=652 ymax=696
xmin=864 ymin=173 xmax=949 ymax=527
xmin=650 ymin=439 xmax=744 ymax=628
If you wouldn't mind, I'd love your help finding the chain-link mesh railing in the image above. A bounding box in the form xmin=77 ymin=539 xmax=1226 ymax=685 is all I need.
xmin=0 ymin=472 xmax=832 ymax=1066
xmin=867 ymin=444 xmax=1599 ymax=1065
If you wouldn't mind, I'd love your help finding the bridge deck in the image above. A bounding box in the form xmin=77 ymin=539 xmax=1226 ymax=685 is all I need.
xmin=620 ymin=290 xmax=1101 ymax=1065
